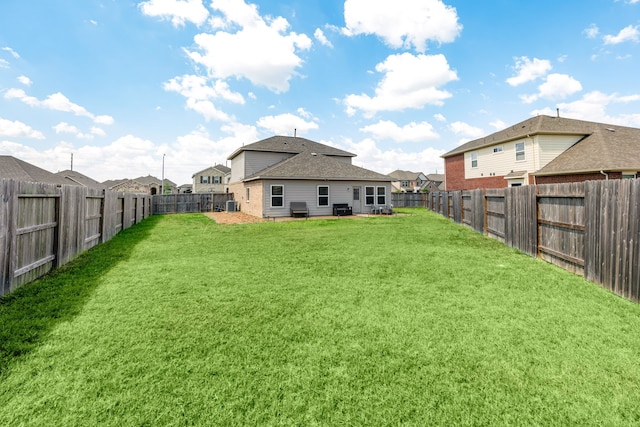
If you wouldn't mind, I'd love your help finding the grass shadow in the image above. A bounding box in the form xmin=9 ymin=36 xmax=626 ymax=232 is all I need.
xmin=0 ymin=215 xmax=159 ymax=377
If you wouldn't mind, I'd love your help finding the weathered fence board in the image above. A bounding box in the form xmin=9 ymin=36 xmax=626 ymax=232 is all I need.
xmin=428 ymin=180 xmax=640 ymax=302
xmin=0 ymin=179 xmax=150 ymax=296
xmin=391 ymin=193 xmax=428 ymax=208
xmin=152 ymin=193 xmax=234 ymax=215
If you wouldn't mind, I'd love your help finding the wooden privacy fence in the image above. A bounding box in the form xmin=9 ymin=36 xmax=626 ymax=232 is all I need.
xmin=391 ymin=192 xmax=429 ymax=208
xmin=0 ymin=179 xmax=151 ymax=297
xmin=152 ymin=193 xmax=234 ymax=214
xmin=428 ymin=180 xmax=640 ymax=302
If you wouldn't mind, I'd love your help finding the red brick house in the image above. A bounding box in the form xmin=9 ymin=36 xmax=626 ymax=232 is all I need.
xmin=442 ymin=115 xmax=640 ymax=190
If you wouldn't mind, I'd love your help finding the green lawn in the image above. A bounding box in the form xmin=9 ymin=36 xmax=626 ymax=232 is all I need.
xmin=2 ymin=209 xmax=640 ymax=426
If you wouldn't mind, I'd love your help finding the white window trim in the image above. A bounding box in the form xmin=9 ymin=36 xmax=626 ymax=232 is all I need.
xmin=246 ymin=187 xmax=250 ymax=202
xmin=317 ymin=185 xmax=330 ymax=207
xmin=270 ymin=184 xmax=284 ymax=208
xmin=376 ymin=186 xmax=387 ymax=205
xmin=471 ymin=152 xmax=478 ymax=168
xmin=622 ymin=171 xmax=637 ymax=179
xmin=493 ymin=146 xmax=503 ymax=154
xmin=515 ymin=142 xmax=525 ymax=162
xmin=365 ymin=186 xmax=375 ymax=206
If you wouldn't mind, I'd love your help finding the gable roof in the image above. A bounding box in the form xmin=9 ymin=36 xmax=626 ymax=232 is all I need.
xmin=426 ymin=173 xmax=445 ymax=183
xmin=228 ymin=135 xmax=355 ymax=160
xmin=131 ymin=175 xmax=177 ymax=187
xmin=0 ymin=156 xmax=68 ymax=185
xmin=243 ymin=151 xmax=391 ymax=182
xmin=56 ymin=169 xmax=106 ymax=189
xmin=442 ymin=115 xmax=625 ymax=158
xmin=102 ymin=178 xmax=128 ymax=188
xmin=192 ymin=164 xmax=231 ymax=177
xmin=533 ymin=124 xmax=640 ymax=175
xmin=388 ymin=170 xmax=426 ymax=181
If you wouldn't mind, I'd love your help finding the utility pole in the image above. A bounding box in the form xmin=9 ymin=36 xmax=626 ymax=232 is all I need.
xmin=161 ymin=153 xmax=165 ymax=195
xmin=70 ymin=153 xmax=73 ymax=171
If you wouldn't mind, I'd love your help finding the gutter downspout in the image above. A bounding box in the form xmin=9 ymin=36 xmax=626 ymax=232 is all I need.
xmin=600 ymin=170 xmax=609 ymax=180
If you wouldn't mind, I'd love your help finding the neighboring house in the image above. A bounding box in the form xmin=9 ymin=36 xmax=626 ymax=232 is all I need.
xmin=55 ymin=169 xmax=106 ymax=189
xmin=0 ymin=155 xmax=68 ymax=185
xmin=442 ymin=115 xmax=640 ymax=190
xmin=191 ymin=164 xmax=231 ymax=193
xmin=178 ymin=184 xmax=193 ymax=194
xmin=227 ymin=136 xmax=392 ymax=218
xmin=425 ymin=174 xmax=445 ymax=192
xmin=104 ymin=175 xmax=177 ymax=195
xmin=388 ymin=170 xmax=428 ymax=193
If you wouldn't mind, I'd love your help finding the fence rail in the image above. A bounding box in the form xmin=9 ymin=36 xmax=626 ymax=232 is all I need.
xmin=428 ymin=180 xmax=640 ymax=302
xmin=152 ymin=193 xmax=234 ymax=215
xmin=0 ymin=179 xmax=151 ymax=296
xmin=391 ymin=192 xmax=429 ymax=208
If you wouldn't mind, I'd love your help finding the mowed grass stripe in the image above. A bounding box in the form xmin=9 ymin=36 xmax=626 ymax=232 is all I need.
xmin=1 ymin=209 xmax=640 ymax=426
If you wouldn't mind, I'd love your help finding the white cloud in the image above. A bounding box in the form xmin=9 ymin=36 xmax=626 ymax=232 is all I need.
xmin=344 ymin=53 xmax=458 ymax=117
xmin=341 ymin=137 xmax=445 ymax=175
xmin=53 ymin=122 xmax=94 ymax=139
xmin=506 ymin=57 xmax=552 ymax=86
xmin=185 ymin=1 xmax=312 ymax=93
xmin=0 ymin=118 xmax=45 ymax=139
xmin=4 ymin=89 xmax=114 ymax=124
xmin=256 ymin=113 xmax=319 ymax=135
xmin=521 ymin=73 xmax=583 ymax=104
xmin=359 ymin=120 xmax=439 ymax=142
xmin=603 ymin=25 xmax=640 ymax=44
xmin=449 ymin=121 xmax=485 ymax=144
xmin=1 ymin=47 xmax=20 ymax=59
xmin=584 ymin=24 xmax=599 ymax=39
xmin=314 ymin=28 xmax=333 ymax=48
xmin=164 ymin=74 xmax=244 ymax=121
xmin=0 ymin=59 xmax=9 ymax=69
xmin=489 ymin=120 xmax=507 ymax=131
xmin=343 ymin=0 xmax=462 ymax=52
xmin=433 ymin=113 xmax=447 ymax=122
xmin=530 ymin=90 xmax=640 ymax=127
xmin=17 ymin=75 xmax=32 ymax=86
xmin=90 ymin=126 xmax=106 ymax=137
xmin=139 ymin=0 xmax=209 ymax=27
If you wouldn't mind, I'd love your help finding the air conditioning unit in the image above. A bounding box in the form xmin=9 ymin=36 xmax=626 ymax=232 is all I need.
xmin=226 ymin=200 xmax=237 ymax=212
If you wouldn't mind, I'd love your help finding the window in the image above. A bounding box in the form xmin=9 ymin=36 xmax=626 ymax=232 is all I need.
xmin=471 ymin=152 xmax=478 ymax=168
xmin=401 ymin=180 xmax=409 ymax=187
xmin=622 ymin=172 xmax=637 ymax=179
xmin=353 ymin=187 xmax=360 ymax=201
xmin=377 ymin=186 xmax=387 ymax=205
xmin=365 ymin=186 xmax=375 ymax=205
xmin=515 ymin=142 xmax=525 ymax=161
xmin=270 ymin=185 xmax=283 ymax=208
xmin=317 ymin=185 xmax=329 ymax=206
xmin=214 ymin=176 xmax=222 ymax=184
xmin=493 ymin=146 xmax=503 ymax=154
xmin=246 ymin=187 xmax=250 ymax=202
xmin=200 ymin=176 xmax=210 ymax=184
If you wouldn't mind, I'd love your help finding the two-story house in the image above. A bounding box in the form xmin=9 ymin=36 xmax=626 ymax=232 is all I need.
xmin=388 ymin=170 xmax=428 ymax=193
xmin=442 ymin=115 xmax=640 ymax=190
xmin=227 ymin=136 xmax=392 ymax=218
xmin=103 ymin=175 xmax=177 ymax=195
xmin=191 ymin=164 xmax=231 ymax=193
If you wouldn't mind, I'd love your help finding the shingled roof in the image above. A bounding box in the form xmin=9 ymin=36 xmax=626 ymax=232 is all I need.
xmin=243 ymin=151 xmax=391 ymax=182
xmin=228 ymin=135 xmax=355 ymax=160
xmin=442 ymin=115 xmax=622 ymax=158
xmin=56 ymin=169 xmax=106 ymax=189
xmin=388 ymin=170 xmax=424 ymax=181
xmin=534 ymin=124 xmax=640 ymax=175
xmin=0 ymin=156 xmax=68 ymax=185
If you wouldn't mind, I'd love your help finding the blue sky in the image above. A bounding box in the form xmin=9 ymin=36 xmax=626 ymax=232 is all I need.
xmin=1 ymin=0 xmax=639 ymax=185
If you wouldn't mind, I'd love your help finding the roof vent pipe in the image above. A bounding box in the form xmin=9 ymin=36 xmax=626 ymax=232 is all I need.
xmin=556 ymin=108 xmax=560 ymax=118
xmin=294 ymin=128 xmax=297 ymax=137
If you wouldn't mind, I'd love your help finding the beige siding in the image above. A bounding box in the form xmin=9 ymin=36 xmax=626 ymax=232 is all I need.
xmin=536 ymin=134 xmax=582 ymax=169
xmin=465 ymin=138 xmax=535 ymax=179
